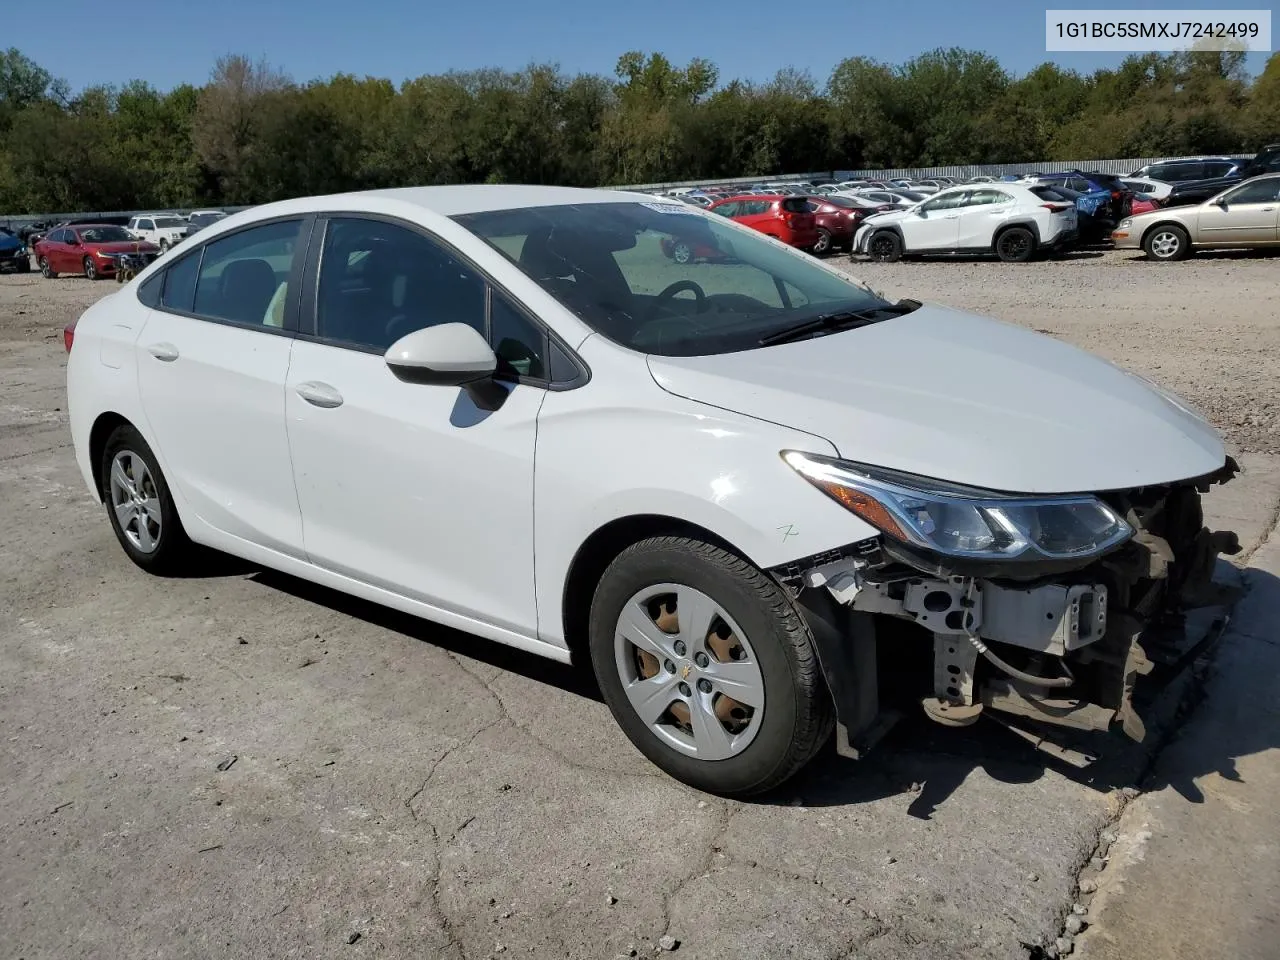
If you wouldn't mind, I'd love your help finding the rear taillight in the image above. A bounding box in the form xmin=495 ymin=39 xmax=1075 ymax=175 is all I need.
xmin=1041 ymin=202 xmax=1073 ymax=212
xmin=1111 ymin=190 xmax=1121 ymax=199
xmin=63 ymin=319 xmax=77 ymax=353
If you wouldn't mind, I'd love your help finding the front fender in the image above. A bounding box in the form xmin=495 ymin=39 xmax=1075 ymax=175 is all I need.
xmin=533 ymin=351 xmax=879 ymax=647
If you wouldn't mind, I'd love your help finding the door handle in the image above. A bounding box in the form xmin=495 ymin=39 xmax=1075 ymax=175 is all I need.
xmin=295 ymin=381 xmax=344 ymax=409
xmin=146 ymin=342 xmax=179 ymax=362
xmin=1262 ymin=206 xmax=1276 ymax=212
xmin=942 ymin=215 xmax=960 ymax=219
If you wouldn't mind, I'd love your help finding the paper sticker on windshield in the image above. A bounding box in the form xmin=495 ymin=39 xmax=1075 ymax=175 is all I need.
xmin=639 ymin=201 xmax=700 ymax=215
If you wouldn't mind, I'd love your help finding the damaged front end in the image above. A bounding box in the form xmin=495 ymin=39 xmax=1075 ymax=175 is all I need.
xmin=773 ymin=454 xmax=1242 ymax=763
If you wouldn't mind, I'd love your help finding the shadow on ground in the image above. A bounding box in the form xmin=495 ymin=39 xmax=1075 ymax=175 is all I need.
xmin=244 ymin=561 xmax=1278 ymax=818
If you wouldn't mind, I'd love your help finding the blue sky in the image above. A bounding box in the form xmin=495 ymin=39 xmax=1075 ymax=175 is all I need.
xmin=7 ymin=0 xmax=1271 ymax=93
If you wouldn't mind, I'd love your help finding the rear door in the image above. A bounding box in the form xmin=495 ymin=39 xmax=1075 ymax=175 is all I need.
xmin=1197 ymin=178 xmax=1280 ymax=244
xmin=955 ymin=189 xmax=1017 ymax=247
xmin=134 ymin=217 xmax=310 ymax=556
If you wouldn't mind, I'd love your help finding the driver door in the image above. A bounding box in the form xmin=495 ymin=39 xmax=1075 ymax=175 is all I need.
xmin=1197 ymin=179 xmax=1280 ymax=245
xmin=283 ymin=215 xmax=546 ymax=637
xmin=905 ymin=192 xmax=968 ymax=250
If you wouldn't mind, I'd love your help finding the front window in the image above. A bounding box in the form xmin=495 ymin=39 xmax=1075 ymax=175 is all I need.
xmin=1221 ymin=178 xmax=1280 ymax=204
xmin=78 ymin=226 xmax=134 ymax=243
xmin=454 ymin=201 xmax=890 ymax=357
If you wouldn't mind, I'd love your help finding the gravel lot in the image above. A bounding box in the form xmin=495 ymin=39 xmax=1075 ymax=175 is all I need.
xmin=2 ymin=251 xmax=1277 ymax=960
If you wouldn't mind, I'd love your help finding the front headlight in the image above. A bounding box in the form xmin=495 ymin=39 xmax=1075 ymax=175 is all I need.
xmin=782 ymin=452 xmax=1132 ymax=561
xmin=1117 ymin=218 xmax=1133 ymax=230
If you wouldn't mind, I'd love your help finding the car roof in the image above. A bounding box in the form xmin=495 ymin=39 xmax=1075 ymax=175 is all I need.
xmin=238 ymin=184 xmax=657 ymax=220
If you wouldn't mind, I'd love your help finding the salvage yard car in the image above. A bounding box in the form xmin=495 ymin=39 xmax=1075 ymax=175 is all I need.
xmin=855 ymin=183 xmax=1078 ymax=262
xmin=1112 ymin=173 xmax=1280 ymax=260
xmin=34 ymin=224 xmax=160 ymax=280
xmin=65 ymin=185 xmax=1240 ymax=796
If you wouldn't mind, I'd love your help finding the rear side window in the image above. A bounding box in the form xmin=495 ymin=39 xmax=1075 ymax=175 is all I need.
xmin=781 ymin=198 xmax=809 ymax=214
xmin=1030 ymin=186 xmax=1071 ymax=202
xmin=161 ymin=254 xmax=200 ymax=312
xmin=193 ymin=219 xmax=303 ymax=328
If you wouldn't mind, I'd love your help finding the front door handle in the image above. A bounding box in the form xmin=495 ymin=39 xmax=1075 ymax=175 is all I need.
xmin=942 ymin=214 xmax=960 ymax=220
xmin=295 ymin=381 xmax=344 ymax=409
xmin=146 ymin=342 xmax=179 ymax=362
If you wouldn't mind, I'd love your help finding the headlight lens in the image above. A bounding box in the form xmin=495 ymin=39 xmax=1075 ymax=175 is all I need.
xmin=1117 ymin=218 xmax=1133 ymax=229
xmin=782 ymin=452 xmax=1132 ymax=561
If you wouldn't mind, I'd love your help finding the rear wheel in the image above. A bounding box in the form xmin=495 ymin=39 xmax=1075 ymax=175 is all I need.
xmin=995 ymin=226 xmax=1035 ymax=262
xmin=39 ymin=256 xmax=56 ymax=279
xmin=1143 ymin=225 xmax=1191 ymax=261
xmin=101 ymin=424 xmax=197 ymax=574
xmin=812 ymin=228 xmax=832 ymax=255
xmin=867 ymin=230 xmax=902 ymax=263
xmin=589 ymin=536 xmax=833 ymax=797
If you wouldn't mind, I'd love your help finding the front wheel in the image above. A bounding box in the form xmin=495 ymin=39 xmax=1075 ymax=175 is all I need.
xmin=1143 ymin=225 xmax=1191 ymax=261
xmin=866 ymin=230 xmax=902 ymax=263
xmin=995 ymin=226 xmax=1035 ymax=263
xmin=83 ymin=256 xmax=99 ymax=280
xmin=158 ymin=239 xmax=170 ymax=253
xmin=39 ymin=256 xmax=56 ymax=279
xmin=589 ymin=537 xmax=833 ymax=797
xmin=670 ymin=241 xmax=692 ymax=264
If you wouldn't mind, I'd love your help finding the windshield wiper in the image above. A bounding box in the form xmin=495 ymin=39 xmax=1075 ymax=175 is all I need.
xmin=759 ymin=300 xmax=919 ymax=346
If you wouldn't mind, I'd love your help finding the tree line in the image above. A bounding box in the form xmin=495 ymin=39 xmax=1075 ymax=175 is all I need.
xmin=1 ymin=45 xmax=1278 ymax=214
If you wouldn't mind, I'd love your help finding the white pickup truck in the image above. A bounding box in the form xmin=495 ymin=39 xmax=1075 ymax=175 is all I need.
xmin=125 ymin=214 xmax=188 ymax=251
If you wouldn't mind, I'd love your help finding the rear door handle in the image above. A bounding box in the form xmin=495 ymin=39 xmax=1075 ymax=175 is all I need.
xmin=146 ymin=342 xmax=179 ymax=362
xmin=295 ymin=381 xmax=344 ymax=409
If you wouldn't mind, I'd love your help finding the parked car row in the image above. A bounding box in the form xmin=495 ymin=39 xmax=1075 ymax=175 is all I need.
xmin=8 ymin=209 xmax=231 ymax=281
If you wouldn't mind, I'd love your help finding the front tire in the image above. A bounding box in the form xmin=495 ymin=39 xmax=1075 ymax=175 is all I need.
xmin=83 ymin=256 xmax=98 ymax=280
xmin=995 ymin=226 xmax=1035 ymax=262
xmin=670 ymin=241 xmax=692 ymax=264
xmin=1143 ymin=225 xmax=1191 ymax=261
xmin=866 ymin=230 xmax=902 ymax=263
xmin=589 ymin=536 xmax=833 ymax=797
xmin=101 ymin=424 xmax=196 ymax=574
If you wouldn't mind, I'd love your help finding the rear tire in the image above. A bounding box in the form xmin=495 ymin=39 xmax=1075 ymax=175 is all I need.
xmin=1143 ymin=225 xmax=1191 ymax=262
xmin=867 ymin=230 xmax=902 ymax=263
xmin=101 ymin=424 xmax=197 ymax=574
xmin=812 ymin=228 xmax=832 ymax=255
xmin=39 ymin=256 xmax=56 ymax=279
xmin=995 ymin=226 xmax=1035 ymax=263
xmin=589 ymin=536 xmax=833 ymax=797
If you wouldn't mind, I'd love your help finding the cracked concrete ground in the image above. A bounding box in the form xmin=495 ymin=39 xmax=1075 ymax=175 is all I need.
xmin=2 ymin=251 xmax=1279 ymax=960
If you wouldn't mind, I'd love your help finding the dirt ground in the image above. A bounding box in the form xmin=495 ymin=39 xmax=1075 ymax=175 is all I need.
xmin=1 ymin=250 xmax=1278 ymax=960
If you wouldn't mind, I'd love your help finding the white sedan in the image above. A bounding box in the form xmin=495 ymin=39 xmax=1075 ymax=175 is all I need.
xmin=66 ymin=185 xmax=1238 ymax=795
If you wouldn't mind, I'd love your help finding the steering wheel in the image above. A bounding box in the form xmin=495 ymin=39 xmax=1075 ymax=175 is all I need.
xmin=648 ymin=280 xmax=707 ymax=320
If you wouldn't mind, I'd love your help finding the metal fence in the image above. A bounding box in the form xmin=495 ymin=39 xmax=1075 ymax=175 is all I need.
xmin=615 ymin=155 xmax=1254 ymax=191
xmin=0 ymin=153 xmax=1253 ymax=223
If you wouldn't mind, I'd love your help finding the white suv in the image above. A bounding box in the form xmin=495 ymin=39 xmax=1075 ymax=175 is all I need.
xmin=854 ymin=184 xmax=1078 ymax=262
xmin=126 ymin=214 xmax=188 ymax=251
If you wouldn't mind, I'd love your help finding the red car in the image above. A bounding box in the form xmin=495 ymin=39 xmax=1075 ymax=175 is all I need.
xmin=707 ymin=194 xmax=818 ymax=250
xmin=1129 ymin=196 xmax=1162 ymax=216
xmin=803 ymin=196 xmax=895 ymax=254
xmin=33 ymin=223 xmax=160 ymax=280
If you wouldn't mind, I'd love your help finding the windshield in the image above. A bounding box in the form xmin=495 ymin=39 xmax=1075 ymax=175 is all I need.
xmin=454 ymin=201 xmax=890 ymax=357
xmin=154 ymin=216 xmax=186 ymax=228
xmin=78 ymin=226 xmax=134 ymax=243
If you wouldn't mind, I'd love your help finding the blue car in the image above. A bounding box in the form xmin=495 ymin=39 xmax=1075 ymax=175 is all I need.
xmin=1030 ymin=170 xmax=1131 ymax=218
xmin=0 ymin=229 xmax=31 ymax=273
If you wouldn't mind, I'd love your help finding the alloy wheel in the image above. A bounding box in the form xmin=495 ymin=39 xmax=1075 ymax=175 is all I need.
xmin=84 ymin=257 xmax=96 ymax=280
xmin=1149 ymin=230 xmax=1181 ymax=259
xmin=671 ymin=242 xmax=692 ymax=264
xmin=614 ymin=583 xmax=765 ymax=760
xmin=108 ymin=450 xmax=163 ymax=553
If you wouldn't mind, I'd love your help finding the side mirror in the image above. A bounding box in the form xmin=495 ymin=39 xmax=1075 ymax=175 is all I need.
xmin=1214 ymin=197 xmax=1228 ymax=209
xmin=384 ymin=322 xmax=496 ymax=386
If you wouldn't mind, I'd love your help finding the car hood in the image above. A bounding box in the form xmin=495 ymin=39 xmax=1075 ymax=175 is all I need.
xmin=89 ymin=241 xmax=160 ymax=253
xmin=646 ymin=304 xmax=1224 ymax=494
xmin=0 ymin=235 xmax=21 ymax=251
xmin=857 ymin=208 xmax=912 ymax=227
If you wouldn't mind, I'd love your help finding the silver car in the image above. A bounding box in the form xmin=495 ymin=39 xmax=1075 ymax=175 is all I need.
xmin=1112 ymin=174 xmax=1280 ymax=261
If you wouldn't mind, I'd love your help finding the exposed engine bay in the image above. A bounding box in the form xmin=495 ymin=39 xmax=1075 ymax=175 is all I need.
xmin=774 ymin=457 xmax=1243 ymax=763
